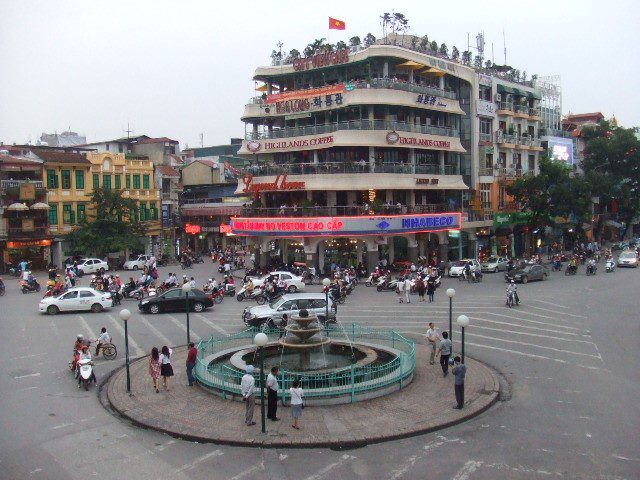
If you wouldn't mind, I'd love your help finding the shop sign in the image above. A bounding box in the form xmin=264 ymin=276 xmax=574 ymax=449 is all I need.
xmin=478 ymin=73 xmax=492 ymax=86
xmin=274 ymin=92 xmax=344 ymax=114
xmin=416 ymin=178 xmax=439 ymax=185
xmin=493 ymin=213 xmax=512 ymax=226
xmin=185 ymin=223 xmax=201 ymax=235
xmin=249 ymin=135 xmax=334 ymax=153
xmin=201 ymin=226 xmax=218 ymax=233
xmin=22 ymin=218 xmax=35 ymax=232
xmin=241 ymin=173 xmax=305 ymax=194
xmin=416 ymin=94 xmax=447 ymax=108
xmin=493 ymin=212 xmax=531 ymax=226
xmin=292 ymin=50 xmax=349 ymax=72
xmin=477 ymin=99 xmax=496 ymax=117
xmin=230 ymin=212 xmax=461 ymax=237
xmin=19 ymin=183 xmax=36 ymax=201
xmin=266 ymin=84 xmax=345 ymax=104
xmin=220 ymin=224 xmax=232 ymax=234
xmin=7 ymin=239 xmax=52 ymax=248
xmin=386 ymin=131 xmax=451 ymax=149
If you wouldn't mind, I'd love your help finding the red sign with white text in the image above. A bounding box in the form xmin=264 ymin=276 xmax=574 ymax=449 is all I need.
xmin=185 ymin=223 xmax=201 ymax=235
xmin=266 ymin=84 xmax=345 ymax=104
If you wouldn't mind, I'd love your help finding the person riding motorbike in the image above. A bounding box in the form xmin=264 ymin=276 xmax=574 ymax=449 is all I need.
xmin=506 ymin=280 xmax=520 ymax=306
xmin=71 ymin=334 xmax=89 ymax=372
xmin=245 ymin=278 xmax=255 ymax=295
xmin=76 ymin=346 xmax=96 ymax=388
xmin=587 ymin=258 xmax=597 ymax=274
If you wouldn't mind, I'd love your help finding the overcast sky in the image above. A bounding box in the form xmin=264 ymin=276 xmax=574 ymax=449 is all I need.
xmin=1 ymin=0 xmax=638 ymax=148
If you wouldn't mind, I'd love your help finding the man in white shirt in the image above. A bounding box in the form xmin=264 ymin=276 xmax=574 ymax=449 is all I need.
xmin=266 ymin=366 xmax=280 ymax=421
xmin=95 ymin=327 xmax=112 ymax=356
xmin=241 ymin=365 xmax=256 ymax=426
xmin=404 ymin=276 xmax=412 ymax=303
xmin=425 ymin=322 xmax=439 ymax=365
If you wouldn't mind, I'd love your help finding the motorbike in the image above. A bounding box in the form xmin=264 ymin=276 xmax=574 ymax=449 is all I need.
xmin=376 ymin=277 xmax=399 ymax=292
xmin=217 ymin=264 xmax=226 ymax=273
xmin=565 ymin=264 xmax=578 ymax=276
xmin=20 ymin=279 xmax=41 ymax=294
xmin=214 ymin=284 xmax=236 ymax=298
xmin=180 ymin=260 xmax=192 ymax=270
xmin=365 ymin=272 xmax=382 ymax=287
xmin=7 ymin=264 xmax=21 ymax=278
xmin=77 ymin=358 xmax=95 ymax=391
xmin=605 ymin=260 xmax=616 ymax=273
xmin=0 ymin=278 xmax=5 ymax=296
xmin=193 ymin=254 xmax=205 ymax=264
xmin=551 ymin=260 xmax=563 ymax=272
xmin=506 ymin=290 xmax=520 ymax=308
xmin=156 ymin=281 xmax=176 ymax=294
xmin=236 ymin=284 xmax=263 ymax=302
xmin=586 ymin=264 xmax=597 ymax=276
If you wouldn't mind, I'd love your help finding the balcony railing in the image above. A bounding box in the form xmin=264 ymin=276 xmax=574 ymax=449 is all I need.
xmin=529 ymin=107 xmax=541 ymax=117
xmin=239 ymin=203 xmax=455 ymax=218
xmin=7 ymin=226 xmax=50 ymax=238
xmin=245 ymin=161 xmax=461 ymax=176
xmin=479 ymin=133 xmax=492 ymax=143
xmin=1 ymin=180 xmax=44 ymax=189
xmin=515 ymin=104 xmax=529 ymax=115
xmin=246 ymin=119 xmax=459 ymax=140
xmin=495 ymin=132 xmax=517 ymax=144
xmin=495 ymin=167 xmax=523 ymax=178
xmin=497 ymin=102 xmax=514 ymax=112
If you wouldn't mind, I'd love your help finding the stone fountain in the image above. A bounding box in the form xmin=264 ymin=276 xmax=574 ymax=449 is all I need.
xmin=278 ymin=309 xmax=331 ymax=349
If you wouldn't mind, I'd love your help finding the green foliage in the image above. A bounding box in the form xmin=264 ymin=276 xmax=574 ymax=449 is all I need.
xmin=419 ymin=35 xmax=429 ymax=50
xmin=461 ymin=51 xmax=472 ymax=65
xmin=451 ymin=46 xmax=460 ymax=61
xmin=439 ymin=43 xmax=448 ymax=57
xmin=348 ymin=36 xmax=361 ymax=47
xmin=364 ymin=33 xmax=376 ymax=47
xmin=335 ymin=40 xmax=347 ymax=50
xmin=303 ymin=38 xmax=327 ymax=56
xmin=473 ymin=55 xmax=483 ymax=69
xmin=429 ymin=40 xmax=438 ymax=52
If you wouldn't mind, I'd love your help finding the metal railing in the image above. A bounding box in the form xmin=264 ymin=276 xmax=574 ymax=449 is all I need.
xmin=239 ymin=203 xmax=454 ymax=218
xmin=529 ymin=107 xmax=541 ymax=117
xmin=245 ymin=161 xmax=460 ymax=176
xmin=497 ymin=102 xmax=514 ymax=112
xmin=246 ymin=119 xmax=459 ymax=140
xmin=1 ymin=179 xmax=44 ymax=189
xmin=7 ymin=226 xmax=50 ymax=237
xmin=495 ymin=132 xmax=517 ymax=144
xmin=479 ymin=133 xmax=492 ymax=143
xmin=194 ymin=326 xmax=415 ymax=402
xmin=515 ymin=104 xmax=529 ymax=115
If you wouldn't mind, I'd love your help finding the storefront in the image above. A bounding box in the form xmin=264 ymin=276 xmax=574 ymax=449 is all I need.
xmin=4 ymin=239 xmax=52 ymax=270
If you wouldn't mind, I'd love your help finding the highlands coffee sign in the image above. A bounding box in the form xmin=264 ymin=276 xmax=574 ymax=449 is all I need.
xmin=231 ymin=212 xmax=462 ymax=237
xmin=241 ymin=173 xmax=306 ymax=194
xmin=292 ymin=50 xmax=349 ymax=72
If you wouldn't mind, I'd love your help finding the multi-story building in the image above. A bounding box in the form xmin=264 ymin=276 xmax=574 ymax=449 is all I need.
xmin=0 ymin=152 xmax=51 ymax=271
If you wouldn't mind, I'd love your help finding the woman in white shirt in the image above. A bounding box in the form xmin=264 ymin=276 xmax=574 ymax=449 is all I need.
xmin=290 ymin=380 xmax=304 ymax=429
xmin=159 ymin=345 xmax=174 ymax=391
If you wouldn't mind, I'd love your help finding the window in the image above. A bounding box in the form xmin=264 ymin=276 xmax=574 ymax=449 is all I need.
xmin=103 ymin=174 xmax=112 ymax=189
xmin=48 ymin=204 xmax=58 ymax=225
xmin=479 ymin=85 xmax=492 ymax=101
xmin=528 ymin=155 xmax=536 ymax=172
xmin=46 ymin=169 xmax=59 ymax=189
xmin=93 ymin=174 xmax=100 ymax=189
xmin=480 ymin=183 xmax=492 ymax=210
xmin=77 ymin=204 xmax=86 ymax=222
xmin=115 ymin=174 xmax=121 ymax=189
xmin=105 ymin=144 xmax=110 ymax=151
xmin=118 ymin=144 xmax=124 ymax=153
xmin=75 ymin=170 xmax=84 ymax=189
xmin=60 ymin=170 xmax=71 ymax=189
xmin=142 ymin=174 xmax=150 ymax=189
xmin=479 ymin=118 xmax=493 ymax=136
xmin=63 ymin=204 xmax=75 ymax=224
xmin=164 ymin=290 xmax=181 ymax=299
xmin=125 ymin=174 xmax=131 ymax=189
xmin=62 ymin=291 xmax=78 ymax=300
xmin=150 ymin=202 xmax=158 ymax=220
xmin=80 ymin=290 xmax=95 ymax=298
xmin=133 ymin=174 xmax=141 ymax=189
xmin=139 ymin=202 xmax=147 ymax=221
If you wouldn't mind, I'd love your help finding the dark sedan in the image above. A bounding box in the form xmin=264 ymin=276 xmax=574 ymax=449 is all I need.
xmin=504 ymin=264 xmax=548 ymax=284
xmin=138 ymin=288 xmax=214 ymax=314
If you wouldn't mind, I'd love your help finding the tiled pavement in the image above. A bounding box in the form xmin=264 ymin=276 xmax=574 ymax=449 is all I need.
xmin=106 ymin=340 xmax=500 ymax=448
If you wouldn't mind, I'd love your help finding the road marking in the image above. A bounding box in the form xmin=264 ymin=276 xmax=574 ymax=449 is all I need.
xmin=107 ymin=315 xmax=144 ymax=357
xmin=527 ymin=298 xmax=570 ymax=309
xmin=303 ymin=454 xmax=356 ymax=480
xmin=479 ymin=311 xmax=583 ymax=331
xmin=450 ymin=460 xmax=482 ymax=480
xmin=78 ymin=315 xmax=98 ymax=340
xmin=167 ymin=315 xmax=201 ymax=341
xmin=228 ymin=464 xmax=263 ymax=480
xmin=16 ymin=386 xmax=39 ymax=392
xmin=51 ymin=422 xmax=74 ymax=430
xmin=387 ymin=455 xmax=419 ymax=480
xmin=175 ymin=450 xmax=223 ymax=472
xmin=136 ymin=315 xmax=173 ymax=347
xmin=526 ymin=304 xmax=586 ymax=318
xmin=9 ymin=352 xmax=48 ymax=361
xmin=195 ymin=314 xmax=228 ymax=335
xmin=613 ymin=454 xmax=640 ymax=462
xmin=14 ymin=372 xmax=41 ymax=379
xmin=467 ymin=315 xmax=586 ymax=336
xmin=155 ymin=439 xmax=176 ymax=451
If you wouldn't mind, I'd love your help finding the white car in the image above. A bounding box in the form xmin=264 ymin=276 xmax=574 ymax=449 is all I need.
xmin=75 ymin=258 xmax=109 ymax=276
xmin=449 ymin=259 xmax=481 ymax=277
xmin=39 ymin=287 xmax=112 ymax=315
xmin=124 ymin=255 xmax=153 ymax=271
xmin=617 ymin=250 xmax=638 ymax=268
xmin=248 ymin=271 xmax=305 ymax=293
xmin=481 ymin=256 xmax=509 ymax=273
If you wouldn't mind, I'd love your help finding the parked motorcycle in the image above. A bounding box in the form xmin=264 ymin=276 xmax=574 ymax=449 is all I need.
xmin=7 ymin=264 xmax=21 ymax=278
xmin=376 ymin=276 xmax=399 ymax=292
xmin=20 ymin=279 xmax=41 ymax=294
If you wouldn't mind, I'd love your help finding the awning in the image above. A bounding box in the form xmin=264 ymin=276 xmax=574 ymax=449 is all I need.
xmin=422 ymin=67 xmax=446 ymax=77
xmin=497 ymin=84 xmax=515 ymax=94
xmin=396 ymin=60 xmax=425 ymax=69
xmin=511 ymin=87 xmax=527 ymax=97
xmin=527 ymin=91 xmax=542 ymax=100
xmin=255 ymin=84 xmax=279 ymax=92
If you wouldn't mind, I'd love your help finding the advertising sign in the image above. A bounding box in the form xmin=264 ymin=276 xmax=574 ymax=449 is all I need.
xmin=477 ymin=99 xmax=496 ymax=117
xmin=266 ymin=84 xmax=345 ymax=104
xmin=547 ymin=136 xmax=574 ymax=165
xmin=231 ymin=212 xmax=462 ymax=237
xmin=19 ymin=183 xmax=36 ymax=201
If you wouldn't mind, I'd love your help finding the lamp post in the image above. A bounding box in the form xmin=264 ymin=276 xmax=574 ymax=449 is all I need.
xmin=182 ymin=282 xmax=191 ymax=345
xmin=119 ymin=309 xmax=132 ymax=394
xmin=322 ymin=277 xmax=331 ymax=321
xmin=254 ymin=332 xmax=268 ymax=434
xmin=456 ymin=314 xmax=469 ymax=364
xmin=446 ymin=288 xmax=456 ymax=346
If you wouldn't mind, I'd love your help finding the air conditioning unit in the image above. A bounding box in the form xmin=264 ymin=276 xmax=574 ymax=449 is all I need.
xmin=495 ymin=93 xmax=502 ymax=102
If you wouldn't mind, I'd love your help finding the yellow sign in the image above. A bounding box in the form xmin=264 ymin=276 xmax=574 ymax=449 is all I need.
xmin=19 ymin=183 xmax=36 ymax=201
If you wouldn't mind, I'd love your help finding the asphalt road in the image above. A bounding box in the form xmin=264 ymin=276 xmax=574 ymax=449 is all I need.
xmin=1 ymin=261 xmax=638 ymax=480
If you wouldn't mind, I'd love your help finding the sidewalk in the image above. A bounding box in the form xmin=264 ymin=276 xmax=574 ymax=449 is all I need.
xmin=106 ymin=340 xmax=500 ymax=448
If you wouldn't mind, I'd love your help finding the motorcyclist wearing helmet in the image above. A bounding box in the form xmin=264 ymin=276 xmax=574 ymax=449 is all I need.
xmin=506 ymin=280 xmax=519 ymax=305
xmin=76 ymin=345 xmax=96 ymax=387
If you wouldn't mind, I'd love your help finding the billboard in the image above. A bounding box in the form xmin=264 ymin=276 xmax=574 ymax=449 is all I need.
xmin=546 ymin=136 xmax=574 ymax=165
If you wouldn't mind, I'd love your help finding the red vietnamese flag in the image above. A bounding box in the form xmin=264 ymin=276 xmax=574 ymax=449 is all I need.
xmin=329 ymin=17 xmax=345 ymax=30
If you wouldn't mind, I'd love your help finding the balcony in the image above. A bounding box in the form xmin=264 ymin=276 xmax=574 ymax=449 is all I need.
xmin=495 ymin=167 xmax=523 ymax=180
xmin=496 ymin=102 xmax=514 ymax=115
xmin=495 ymin=132 xmax=517 ymax=145
xmin=479 ymin=133 xmax=492 ymax=144
xmin=514 ymin=104 xmax=530 ymax=117
xmin=239 ymin=203 xmax=455 ymax=218
xmin=245 ymin=161 xmax=460 ymax=176
xmin=529 ymin=107 xmax=541 ymax=119
xmin=1 ymin=179 xmax=44 ymax=189
xmin=246 ymin=119 xmax=459 ymax=141
xmin=7 ymin=226 xmax=51 ymax=239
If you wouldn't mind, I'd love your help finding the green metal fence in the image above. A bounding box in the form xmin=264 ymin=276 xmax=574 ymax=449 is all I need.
xmin=194 ymin=324 xmax=415 ymax=403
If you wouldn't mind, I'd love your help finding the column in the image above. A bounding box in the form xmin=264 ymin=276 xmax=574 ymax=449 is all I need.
xmin=365 ymin=238 xmax=379 ymax=271
xmin=490 ymin=235 xmax=498 ymax=255
xmin=346 ymin=191 xmax=356 ymax=205
xmin=407 ymin=235 xmax=418 ymax=263
xmin=303 ymin=239 xmax=318 ymax=270
xmin=385 ymin=190 xmax=393 ymax=203
xmin=281 ymin=239 xmax=288 ymax=264
xmin=356 ymin=241 xmax=363 ymax=264
xmin=407 ymin=190 xmax=416 ymax=208
xmin=259 ymin=239 xmax=271 ymax=268
xmin=408 ymin=68 xmax=414 ymax=83
xmin=387 ymin=237 xmax=395 ymax=264
xmin=409 ymin=148 xmax=416 ymax=173
xmin=467 ymin=232 xmax=477 ymax=259
xmin=53 ymin=240 xmax=63 ymax=268
xmin=383 ymin=61 xmax=389 ymax=77
xmin=318 ymin=240 xmax=326 ymax=275
xmin=313 ymin=150 xmax=319 ymax=165
xmin=369 ymin=146 xmax=375 ymax=172
xmin=439 ymin=75 xmax=445 ymax=90
xmin=438 ymin=232 xmax=449 ymax=264
xmin=267 ymin=82 xmax=272 ymax=95
xmin=439 ymin=151 xmax=445 ymax=174
xmin=326 ymin=191 xmax=337 ymax=207
xmin=509 ymin=233 xmax=515 ymax=258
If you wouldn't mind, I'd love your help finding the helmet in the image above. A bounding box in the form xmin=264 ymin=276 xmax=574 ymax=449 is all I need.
xmin=511 ymin=280 xmax=515 ymax=283
xmin=77 ymin=334 xmax=84 ymax=340
xmin=208 ymin=278 xmax=212 ymax=282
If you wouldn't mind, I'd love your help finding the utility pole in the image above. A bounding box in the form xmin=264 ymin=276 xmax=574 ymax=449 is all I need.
xmin=277 ymin=41 xmax=283 ymax=65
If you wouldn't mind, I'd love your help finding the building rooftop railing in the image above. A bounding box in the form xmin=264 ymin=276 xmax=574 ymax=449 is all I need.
xmin=0 ymin=179 xmax=44 ymax=189
xmin=246 ymin=119 xmax=459 ymax=141
xmin=244 ymin=161 xmax=460 ymax=176
xmin=239 ymin=203 xmax=455 ymax=218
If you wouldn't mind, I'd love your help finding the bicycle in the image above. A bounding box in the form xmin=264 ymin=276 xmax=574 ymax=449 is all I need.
xmin=97 ymin=342 xmax=118 ymax=360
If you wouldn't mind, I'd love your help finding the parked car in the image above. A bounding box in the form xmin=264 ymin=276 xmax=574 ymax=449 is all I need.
xmin=138 ymin=287 xmax=214 ymax=314
xmin=74 ymin=258 xmax=109 ymax=276
xmin=481 ymin=256 xmax=509 ymax=273
xmin=504 ymin=264 xmax=548 ymax=283
xmin=617 ymin=250 xmax=638 ymax=268
xmin=124 ymin=254 xmax=153 ymax=271
xmin=247 ymin=271 xmax=305 ymax=293
xmin=448 ymin=259 xmax=480 ymax=277
xmin=242 ymin=293 xmax=334 ymax=329
xmin=39 ymin=287 xmax=112 ymax=315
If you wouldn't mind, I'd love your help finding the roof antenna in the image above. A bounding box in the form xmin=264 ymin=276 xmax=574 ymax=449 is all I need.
xmin=124 ymin=122 xmax=133 ymax=140
xmin=503 ymin=29 xmax=507 ymax=65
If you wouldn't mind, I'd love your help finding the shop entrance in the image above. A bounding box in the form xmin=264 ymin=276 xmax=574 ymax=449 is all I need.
xmin=320 ymin=238 xmax=366 ymax=273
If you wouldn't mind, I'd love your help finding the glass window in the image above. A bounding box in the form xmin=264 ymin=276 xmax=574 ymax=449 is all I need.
xmin=150 ymin=202 xmax=158 ymax=220
xmin=93 ymin=174 xmax=100 ymax=189
xmin=142 ymin=174 xmax=150 ymax=189
xmin=125 ymin=174 xmax=131 ymax=189
xmin=46 ymin=169 xmax=59 ymax=188
xmin=48 ymin=204 xmax=58 ymax=225
xmin=62 ymin=204 xmax=75 ymax=224
xmin=164 ymin=290 xmax=181 ymax=299
xmin=80 ymin=290 xmax=95 ymax=298
xmin=61 ymin=170 xmax=71 ymax=189
xmin=77 ymin=204 xmax=86 ymax=222
xmin=75 ymin=170 xmax=84 ymax=189
xmin=479 ymin=118 xmax=493 ymax=135
xmin=62 ymin=291 xmax=78 ymax=300
xmin=133 ymin=174 xmax=141 ymax=189
xmin=115 ymin=174 xmax=121 ymax=189
xmin=103 ymin=174 xmax=112 ymax=189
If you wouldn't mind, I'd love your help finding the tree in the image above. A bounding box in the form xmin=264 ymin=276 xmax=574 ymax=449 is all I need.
xmin=284 ymin=49 xmax=300 ymax=64
xmin=473 ymin=55 xmax=483 ymax=69
xmin=521 ymin=70 xmax=527 ymax=82
xmin=484 ymin=60 xmax=492 ymax=68
xmin=270 ymin=49 xmax=282 ymax=65
xmin=335 ymin=40 xmax=347 ymax=51
xmin=392 ymin=12 xmax=409 ymax=45
xmin=410 ymin=36 xmax=418 ymax=49
xmin=429 ymin=40 xmax=438 ymax=52
xmin=67 ymin=187 xmax=147 ymax=257
xmin=348 ymin=36 xmax=361 ymax=47
xmin=451 ymin=46 xmax=460 ymax=61
xmin=419 ymin=35 xmax=430 ymax=51
xmin=439 ymin=43 xmax=448 ymax=57
xmin=380 ymin=12 xmax=391 ymax=40
xmin=303 ymin=38 xmax=327 ymax=56
xmin=461 ymin=50 xmax=472 ymax=65
xmin=364 ymin=33 xmax=376 ymax=47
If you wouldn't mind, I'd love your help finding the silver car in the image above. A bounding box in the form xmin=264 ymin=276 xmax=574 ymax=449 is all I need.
xmin=481 ymin=256 xmax=509 ymax=273
xmin=617 ymin=250 xmax=638 ymax=268
xmin=242 ymin=293 xmax=334 ymax=329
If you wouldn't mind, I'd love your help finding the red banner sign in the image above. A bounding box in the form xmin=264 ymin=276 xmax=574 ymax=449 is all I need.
xmin=292 ymin=50 xmax=349 ymax=72
xmin=266 ymin=83 xmax=345 ymax=104
xmin=185 ymin=223 xmax=201 ymax=235
xmin=241 ymin=173 xmax=305 ymax=195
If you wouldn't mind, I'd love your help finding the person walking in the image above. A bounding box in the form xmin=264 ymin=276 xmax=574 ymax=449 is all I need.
xmin=185 ymin=342 xmax=197 ymax=386
xmin=436 ymin=331 xmax=452 ymax=377
xmin=159 ymin=345 xmax=174 ymax=391
xmin=452 ymin=356 xmax=467 ymax=409
xmin=266 ymin=366 xmax=280 ymax=421
xmin=290 ymin=380 xmax=304 ymax=429
xmin=415 ymin=276 xmax=426 ymax=302
xmin=396 ymin=277 xmax=405 ymax=303
xmin=241 ymin=365 xmax=256 ymax=426
xmin=148 ymin=347 xmax=161 ymax=393
xmin=404 ymin=276 xmax=412 ymax=303
xmin=426 ymin=322 xmax=439 ymax=365
xmin=426 ymin=276 xmax=436 ymax=303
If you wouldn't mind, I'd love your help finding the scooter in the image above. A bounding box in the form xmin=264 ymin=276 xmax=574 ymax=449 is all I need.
xmin=77 ymin=358 xmax=95 ymax=391
xmin=551 ymin=260 xmax=563 ymax=272
xmin=565 ymin=264 xmax=578 ymax=276
xmin=605 ymin=259 xmax=616 ymax=273
xmin=376 ymin=276 xmax=399 ymax=292
xmin=365 ymin=272 xmax=381 ymax=287
xmin=20 ymin=279 xmax=41 ymax=293
xmin=236 ymin=284 xmax=262 ymax=302
xmin=586 ymin=264 xmax=597 ymax=276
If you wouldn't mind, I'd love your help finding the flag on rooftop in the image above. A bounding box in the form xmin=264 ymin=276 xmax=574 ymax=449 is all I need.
xmin=329 ymin=17 xmax=345 ymax=30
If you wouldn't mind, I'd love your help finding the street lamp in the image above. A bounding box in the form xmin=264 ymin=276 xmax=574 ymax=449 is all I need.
xmin=254 ymin=332 xmax=268 ymax=434
xmin=446 ymin=288 xmax=456 ymax=346
xmin=119 ymin=308 xmax=132 ymax=394
xmin=456 ymin=314 xmax=470 ymax=364
xmin=322 ymin=277 xmax=331 ymax=321
xmin=182 ymin=282 xmax=192 ymax=344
